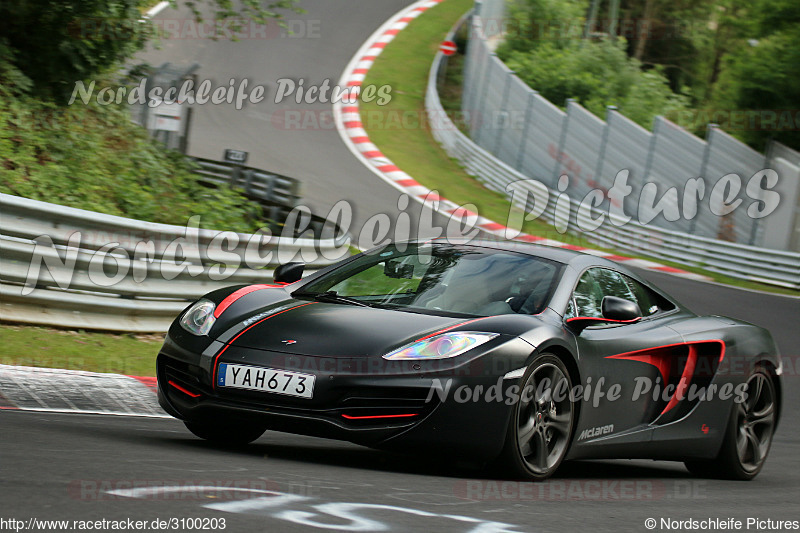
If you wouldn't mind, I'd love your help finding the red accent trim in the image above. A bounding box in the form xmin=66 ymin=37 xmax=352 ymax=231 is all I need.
xmin=661 ymin=345 xmax=698 ymax=414
xmin=607 ymin=352 xmax=673 ymax=383
xmin=214 ymin=284 xmax=283 ymax=318
xmin=211 ymin=303 xmax=317 ymax=388
xmin=605 ymin=340 xmax=725 ymax=415
xmin=415 ymin=317 xmax=491 ymax=342
xmin=168 ymin=380 xmax=201 ymax=398
xmin=341 ymin=413 xmax=418 ymax=420
xmin=566 ymin=316 xmax=642 ymax=325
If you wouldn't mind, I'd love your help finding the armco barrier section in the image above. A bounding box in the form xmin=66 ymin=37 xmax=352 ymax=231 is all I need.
xmin=427 ymin=23 xmax=800 ymax=290
xmin=461 ymin=0 xmax=800 ymax=251
xmin=0 ymin=193 xmax=346 ymax=332
xmin=191 ymin=158 xmax=301 ymax=210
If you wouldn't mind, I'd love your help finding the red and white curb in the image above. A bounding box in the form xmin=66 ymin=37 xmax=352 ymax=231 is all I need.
xmin=333 ymin=0 xmax=707 ymax=281
xmin=0 ymin=364 xmax=167 ymax=418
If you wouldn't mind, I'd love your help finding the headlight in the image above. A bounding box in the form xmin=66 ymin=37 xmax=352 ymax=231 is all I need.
xmin=179 ymin=299 xmax=216 ymax=336
xmin=383 ymin=332 xmax=499 ymax=360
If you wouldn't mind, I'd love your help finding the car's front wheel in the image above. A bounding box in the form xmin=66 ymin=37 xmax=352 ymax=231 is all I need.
xmin=184 ymin=420 xmax=267 ymax=445
xmin=685 ymin=365 xmax=777 ymax=480
xmin=497 ymin=354 xmax=575 ymax=481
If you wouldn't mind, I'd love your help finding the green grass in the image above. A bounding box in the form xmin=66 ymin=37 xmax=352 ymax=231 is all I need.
xmin=360 ymin=0 xmax=799 ymax=297
xmin=0 ymin=324 xmax=162 ymax=376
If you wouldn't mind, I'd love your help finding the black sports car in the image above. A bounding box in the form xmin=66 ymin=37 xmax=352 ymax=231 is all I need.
xmin=157 ymin=240 xmax=782 ymax=480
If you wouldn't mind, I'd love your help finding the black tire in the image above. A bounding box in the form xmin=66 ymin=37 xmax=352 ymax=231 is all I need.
xmin=495 ymin=353 xmax=575 ymax=481
xmin=184 ymin=420 xmax=267 ymax=445
xmin=684 ymin=366 xmax=777 ymax=480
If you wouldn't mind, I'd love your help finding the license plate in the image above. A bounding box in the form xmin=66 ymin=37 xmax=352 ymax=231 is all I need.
xmin=217 ymin=363 xmax=315 ymax=399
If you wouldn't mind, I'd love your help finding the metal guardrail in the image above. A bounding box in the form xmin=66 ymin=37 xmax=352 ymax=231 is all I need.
xmin=461 ymin=0 xmax=800 ymax=252
xmin=425 ymin=22 xmax=800 ymax=290
xmin=191 ymin=157 xmax=301 ymax=209
xmin=191 ymin=157 xmax=309 ymax=234
xmin=0 ymin=193 xmax=346 ymax=332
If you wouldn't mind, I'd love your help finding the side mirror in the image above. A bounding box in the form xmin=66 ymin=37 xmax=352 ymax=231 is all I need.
xmin=602 ymin=295 xmax=642 ymax=321
xmin=566 ymin=296 xmax=643 ymax=334
xmin=274 ymin=262 xmax=305 ymax=284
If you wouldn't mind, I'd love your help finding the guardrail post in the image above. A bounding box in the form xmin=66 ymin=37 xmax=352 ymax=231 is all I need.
xmin=242 ymin=169 xmax=255 ymax=197
xmin=551 ymin=99 xmax=575 ymax=187
xmin=515 ymin=91 xmax=536 ymax=171
xmin=229 ymin=164 xmax=241 ymax=189
xmin=474 ymin=53 xmax=497 ymax=145
xmin=642 ymin=116 xmax=661 ymax=191
xmin=264 ymin=173 xmax=276 ymax=203
xmin=594 ymin=106 xmax=615 ymax=187
xmin=492 ymin=70 xmax=515 ymax=156
xmin=689 ymin=123 xmax=717 ymax=235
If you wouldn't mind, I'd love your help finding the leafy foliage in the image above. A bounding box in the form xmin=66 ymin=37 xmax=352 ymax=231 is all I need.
xmin=0 ymin=0 xmax=300 ymax=103
xmin=500 ymin=36 xmax=689 ymax=129
xmin=0 ymin=50 xmax=262 ymax=232
xmin=496 ymin=0 xmax=800 ymax=150
xmin=0 ymin=0 xmax=150 ymax=103
xmin=710 ymin=0 xmax=800 ymax=151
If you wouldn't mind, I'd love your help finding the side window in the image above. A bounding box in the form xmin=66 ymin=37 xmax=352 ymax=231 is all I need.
xmin=572 ymin=269 xmax=604 ymax=318
xmin=621 ymin=275 xmax=672 ymax=316
xmin=593 ymin=268 xmax=637 ymax=302
xmin=569 ymin=268 xmax=638 ymax=318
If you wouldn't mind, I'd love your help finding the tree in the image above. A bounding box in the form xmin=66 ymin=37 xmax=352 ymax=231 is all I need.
xmin=711 ymin=0 xmax=800 ymax=150
xmin=0 ymin=0 xmax=299 ymax=103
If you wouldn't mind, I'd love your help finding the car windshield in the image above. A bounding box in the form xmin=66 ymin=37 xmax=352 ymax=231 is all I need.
xmin=294 ymin=243 xmax=564 ymax=317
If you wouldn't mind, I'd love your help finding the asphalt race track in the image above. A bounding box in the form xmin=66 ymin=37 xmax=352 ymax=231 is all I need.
xmin=136 ymin=0 xmax=453 ymax=240
xmin=1 ymin=273 xmax=798 ymax=532
xmin=2 ymin=1 xmax=798 ymax=532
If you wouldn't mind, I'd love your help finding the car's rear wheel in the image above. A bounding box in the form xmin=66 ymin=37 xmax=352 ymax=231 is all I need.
xmin=184 ymin=420 xmax=267 ymax=445
xmin=685 ymin=366 xmax=776 ymax=480
xmin=497 ymin=354 xmax=575 ymax=481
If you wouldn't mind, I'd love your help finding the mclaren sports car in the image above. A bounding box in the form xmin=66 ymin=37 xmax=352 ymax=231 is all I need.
xmin=156 ymin=240 xmax=782 ymax=480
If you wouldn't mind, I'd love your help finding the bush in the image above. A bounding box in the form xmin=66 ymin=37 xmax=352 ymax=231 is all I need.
xmin=0 ymin=51 xmax=263 ymax=232
xmin=499 ymin=37 xmax=689 ymax=129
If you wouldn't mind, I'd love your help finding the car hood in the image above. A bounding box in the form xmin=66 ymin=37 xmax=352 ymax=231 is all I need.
xmin=226 ymin=300 xmax=465 ymax=358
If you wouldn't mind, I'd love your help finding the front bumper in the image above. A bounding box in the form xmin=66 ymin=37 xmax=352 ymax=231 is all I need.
xmin=157 ymin=332 xmax=534 ymax=460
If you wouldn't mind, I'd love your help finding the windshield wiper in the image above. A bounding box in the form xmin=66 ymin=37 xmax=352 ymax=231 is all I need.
xmin=292 ymin=290 xmax=371 ymax=307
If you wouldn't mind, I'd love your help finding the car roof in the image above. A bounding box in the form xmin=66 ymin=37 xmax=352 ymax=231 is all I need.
xmin=425 ymin=238 xmax=625 ymax=271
